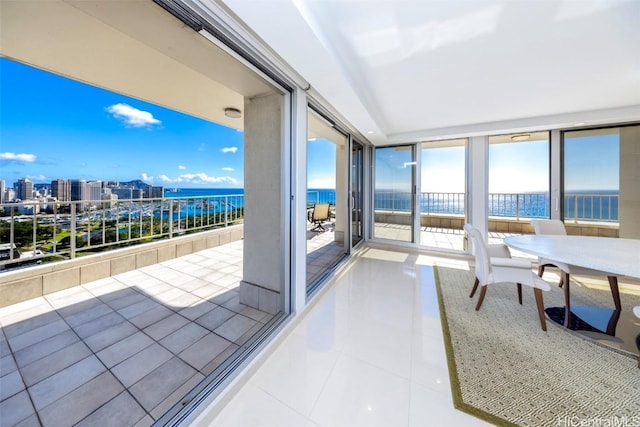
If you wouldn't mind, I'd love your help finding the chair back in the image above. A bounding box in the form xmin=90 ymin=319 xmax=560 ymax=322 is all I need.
xmin=464 ymin=224 xmax=491 ymax=286
xmin=312 ymin=203 xmax=331 ymax=221
xmin=530 ymin=219 xmax=567 ymax=236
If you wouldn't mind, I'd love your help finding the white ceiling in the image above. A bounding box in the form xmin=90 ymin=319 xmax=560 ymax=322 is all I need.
xmin=219 ymin=0 xmax=640 ymax=145
xmin=2 ymin=0 xmax=639 ymax=146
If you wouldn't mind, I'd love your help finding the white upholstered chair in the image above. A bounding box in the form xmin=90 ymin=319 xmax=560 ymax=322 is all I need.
xmin=464 ymin=224 xmax=551 ymax=331
xmin=530 ymin=220 xmax=620 ymax=311
xmin=468 ymin=241 xmax=512 ymax=298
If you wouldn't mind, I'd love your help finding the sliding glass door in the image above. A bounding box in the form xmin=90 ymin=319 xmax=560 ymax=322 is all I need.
xmin=351 ymin=140 xmax=364 ymax=247
xmin=562 ymin=125 xmax=640 ymax=238
xmin=420 ymin=139 xmax=467 ymax=250
xmin=373 ymin=146 xmax=415 ymax=242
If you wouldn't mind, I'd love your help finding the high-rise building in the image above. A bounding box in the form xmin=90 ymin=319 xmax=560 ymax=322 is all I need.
xmin=0 ymin=180 xmax=5 ymax=204
xmin=111 ymin=187 xmax=133 ymax=200
xmin=86 ymin=181 xmax=103 ymax=202
xmin=70 ymin=179 xmax=86 ymax=202
xmin=15 ymin=178 xmax=33 ymax=201
xmin=51 ymin=179 xmax=71 ymax=202
xmin=145 ymin=186 xmax=164 ymax=199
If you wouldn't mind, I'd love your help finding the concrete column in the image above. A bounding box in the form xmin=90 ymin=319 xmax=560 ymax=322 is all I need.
xmin=467 ymin=135 xmax=489 ymax=251
xmin=292 ymin=90 xmax=308 ymax=313
xmin=619 ymin=126 xmax=640 ymax=238
xmin=240 ymin=93 xmax=284 ymax=314
xmin=334 ymin=141 xmax=347 ymax=243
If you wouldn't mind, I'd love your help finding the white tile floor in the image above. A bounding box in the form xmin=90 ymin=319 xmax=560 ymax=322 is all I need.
xmin=0 ymin=227 xmax=520 ymax=426
xmin=207 ymin=247 xmax=490 ymax=427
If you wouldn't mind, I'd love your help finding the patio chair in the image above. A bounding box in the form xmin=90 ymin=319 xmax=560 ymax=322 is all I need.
xmin=310 ymin=203 xmax=331 ymax=232
xmin=464 ymin=224 xmax=551 ymax=331
xmin=530 ymin=220 xmax=619 ymax=296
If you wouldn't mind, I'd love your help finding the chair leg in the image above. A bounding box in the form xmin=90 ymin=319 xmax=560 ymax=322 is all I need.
xmin=475 ymin=286 xmax=487 ymax=311
xmin=558 ymin=274 xmax=564 ymax=288
xmin=534 ymin=288 xmax=547 ymax=331
xmin=469 ymin=277 xmax=479 ymax=298
xmin=517 ymin=283 xmax=523 ymax=305
xmin=537 ymin=264 xmax=545 ymax=277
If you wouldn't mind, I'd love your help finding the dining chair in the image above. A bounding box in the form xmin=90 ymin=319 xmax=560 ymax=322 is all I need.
xmin=464 ymin=224 xmax=551 ymax=331
xmin=530 ymin=220 xmax=620 ymax=308
xmin=468 ymin=240 xmax=512 ymax=298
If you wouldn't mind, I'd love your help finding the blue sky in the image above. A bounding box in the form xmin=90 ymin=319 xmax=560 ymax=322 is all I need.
xmin=1 ymin=57 xmax=619 ymax=192
xmin=0 ymin=57 xmax=246 ymax=188
xmin=307 ymin=138 xmax=336 ymax=188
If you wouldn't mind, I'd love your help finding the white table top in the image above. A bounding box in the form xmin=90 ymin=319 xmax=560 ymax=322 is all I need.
xmin=504 ymin=235 xmax=640 ymax=279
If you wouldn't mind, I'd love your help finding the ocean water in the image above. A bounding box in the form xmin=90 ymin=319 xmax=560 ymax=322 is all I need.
xmin=163 ymin=188 xmax=619 ymax=221
xmin=165 ymin=188 xmax=244 ymax=198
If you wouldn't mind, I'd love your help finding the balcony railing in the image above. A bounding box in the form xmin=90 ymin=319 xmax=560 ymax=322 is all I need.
xmin=307 ymin=190 xmax=336 ymax=207
xmin=374 ymin=191 xmax=619 ymax=222
xmin=0 ymin=194 xmax=244 ymax=269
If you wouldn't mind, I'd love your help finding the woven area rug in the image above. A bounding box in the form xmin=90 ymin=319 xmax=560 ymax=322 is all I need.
xmin=434 ymin=264 xmax=640 ymax=427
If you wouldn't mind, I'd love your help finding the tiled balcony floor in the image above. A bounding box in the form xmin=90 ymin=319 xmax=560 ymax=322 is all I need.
xmin=307 ymin=222 xmax=346 ymax=285
xmin=0 ymin=240 xmax=275 ymax=427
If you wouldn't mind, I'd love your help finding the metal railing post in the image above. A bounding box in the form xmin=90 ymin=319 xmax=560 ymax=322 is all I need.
xmin=169 ymin=201 xmax=174 ymax=239
xmin=573 ymin=195 xmax=578 ymax=223
xmin=9 ymin=206 xmax=15 ymax=260
xmin=224 ymin=196 xmax=229 ymax=227
xmin=70 ymin=203 xmax=76 ymax=259
xmin=32 ymin=204 xmax=37 ymax=253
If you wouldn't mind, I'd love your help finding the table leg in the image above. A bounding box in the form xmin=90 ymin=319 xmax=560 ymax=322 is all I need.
xmin=563 ymin=272 xmax=571 ymax=328
xmin=608 ymin=276 xmax=621 ymax=311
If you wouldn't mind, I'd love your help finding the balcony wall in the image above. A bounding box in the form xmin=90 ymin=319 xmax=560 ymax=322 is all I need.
xmin=375 ymin=211 xmax=619 ymax=238
xmin=0 ymin=225 xmax=243 ymax=308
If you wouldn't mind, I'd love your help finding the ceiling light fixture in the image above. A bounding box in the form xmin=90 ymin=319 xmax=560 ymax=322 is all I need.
xmin=510 ymin=134 xmax=530 ymax=142
xmin=224 ymin=107 xmax=242 ymax=119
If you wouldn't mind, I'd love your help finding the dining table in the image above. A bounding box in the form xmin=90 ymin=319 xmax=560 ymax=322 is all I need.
xmin=504 ymin=234 xmax=640 ymax=358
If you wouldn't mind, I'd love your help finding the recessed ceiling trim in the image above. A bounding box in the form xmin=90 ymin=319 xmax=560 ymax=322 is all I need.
xmin=386 ymin=105 xmax=640 ymax=145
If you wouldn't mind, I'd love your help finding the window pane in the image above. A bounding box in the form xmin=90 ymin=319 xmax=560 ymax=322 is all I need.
xmin=374 ymin=146 xmax=414 ymax=242
xmin=420 ymin=139 xmax=466 ymax=250
xmin=488 ymin=132 xmax=549 ymax=241
xmin=563 ymin=128 xmax=619 ymax=227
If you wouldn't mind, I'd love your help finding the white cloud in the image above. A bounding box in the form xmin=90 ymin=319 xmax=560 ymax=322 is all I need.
xmin=0 ymin=152 xmax=36 ymax=162
xmin=221 ymin=167 xmax=235 ymax=172
xmin=27 ymin=174 xmax=46 ymax=181
xmin=106 ymin=103 xmax=161 ymax=128
xmin=175 ymin=173 xmax=238 ymax=185
xmin=140 ymin=172 xmax=238 ymax=185
xmin=221 ymin=147 xmax=238 ymax=153
xmin=178 ymin=165 xmax=186 ymax=170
